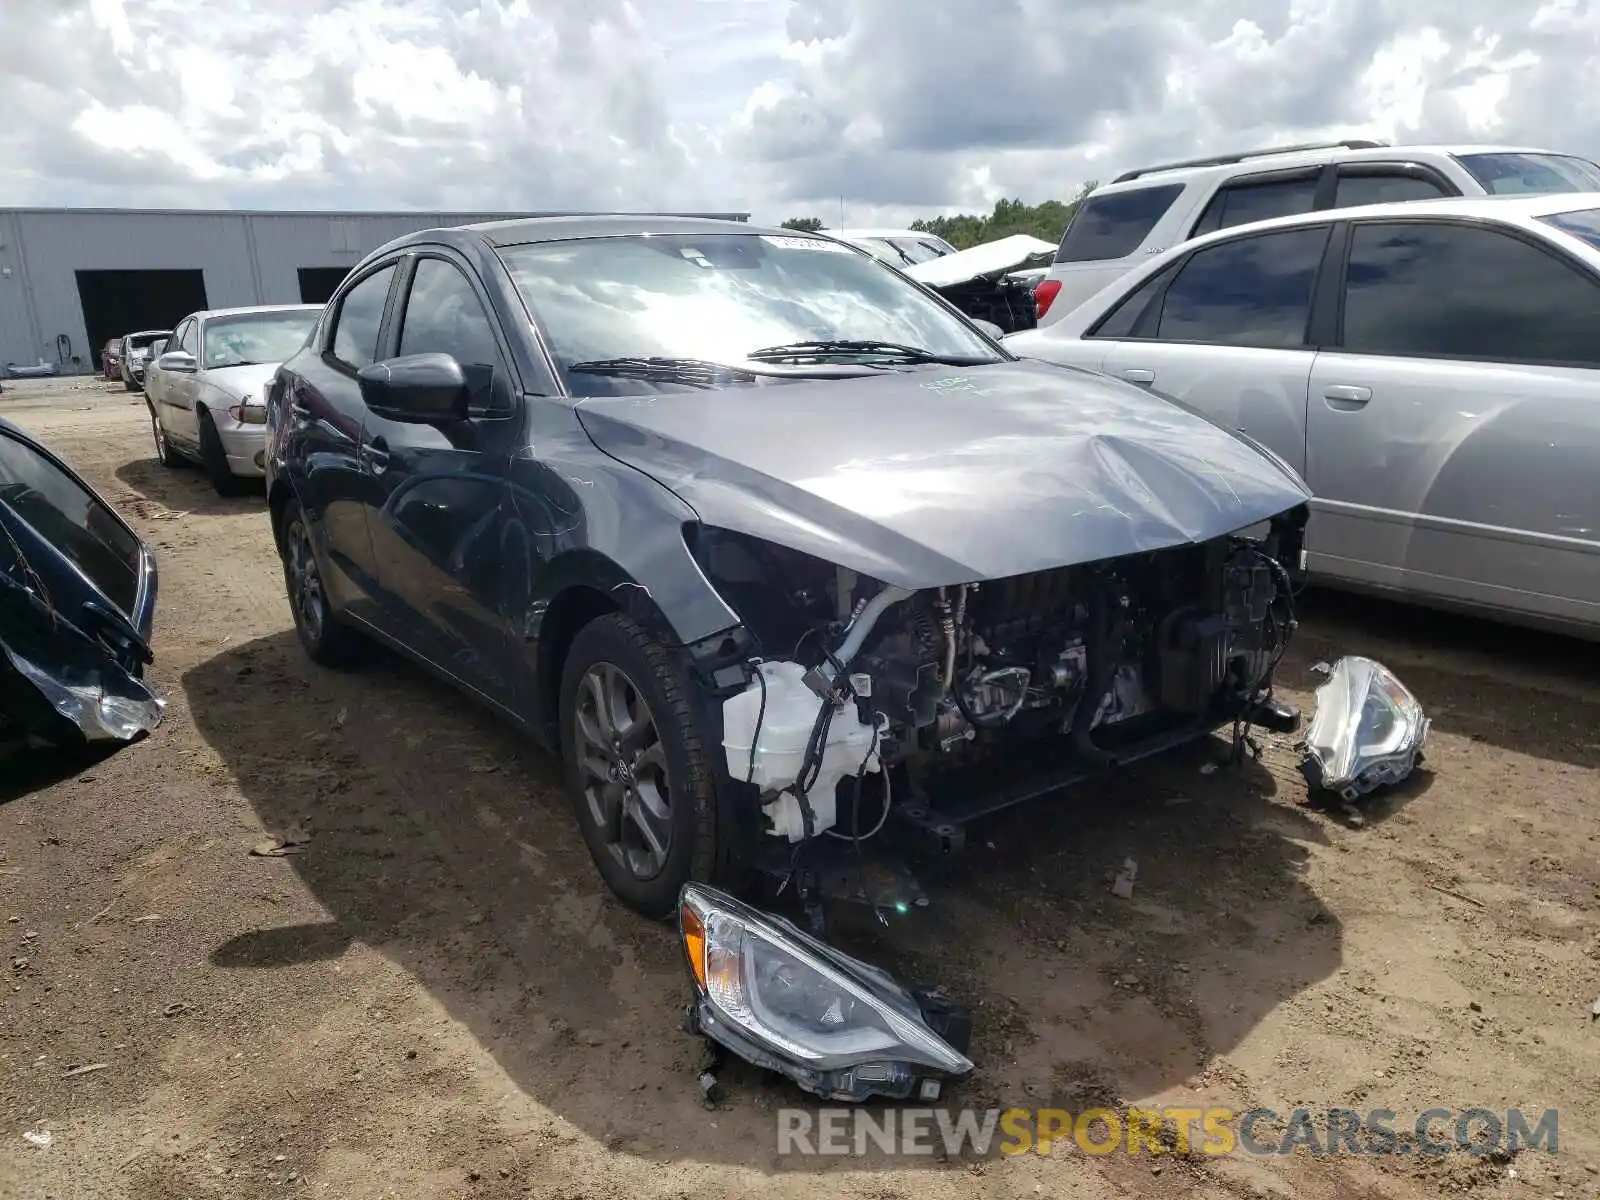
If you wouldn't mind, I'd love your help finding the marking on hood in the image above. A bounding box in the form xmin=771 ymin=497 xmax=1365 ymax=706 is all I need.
xmin=919 ymin=375 xmax=993 ymax=397
xmin=1203 ymin=466 xmax=1243 ymax=508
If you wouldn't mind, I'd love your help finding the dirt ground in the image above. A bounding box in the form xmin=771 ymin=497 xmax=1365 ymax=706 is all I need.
xmin=2 ymin=375 xmax=1598 ymax=1200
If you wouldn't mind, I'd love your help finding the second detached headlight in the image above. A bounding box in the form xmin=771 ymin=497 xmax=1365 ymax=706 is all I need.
xmin=679 ymin=883 xmax=973 ymax=1103
xmin=1301 ymin=655 xmax=1429 ymax=800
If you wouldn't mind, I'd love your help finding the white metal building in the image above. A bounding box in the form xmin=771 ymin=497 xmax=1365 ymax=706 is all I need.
xmin=0 ymin=206 xmax=749 ymax=375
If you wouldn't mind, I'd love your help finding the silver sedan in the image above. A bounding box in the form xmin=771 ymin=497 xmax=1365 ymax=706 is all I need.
xmin=1006 ymin=193 xmax=1600 ymax=639
xmin=144 ymin=304 xmax=321 ymax=495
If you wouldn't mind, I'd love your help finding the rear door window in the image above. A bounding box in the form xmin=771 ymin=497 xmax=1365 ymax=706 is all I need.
xmin=1154 ymin=225 xmax=1330 ymax=347
xmin=1088 ymin=262 xmax=1181 ymax=339
xmin=1055 ymin=184 xmax=1185 ymax=263
xmin=1191 ymin=175 xmax=1320 ymax=237
xmin=0 ymin=430 xmax=141 ymax=617
xmin=1333 ymin=171 xmax=1451 ymax=208
xmin=1340 ymin=220 xmax=1600 ymax=365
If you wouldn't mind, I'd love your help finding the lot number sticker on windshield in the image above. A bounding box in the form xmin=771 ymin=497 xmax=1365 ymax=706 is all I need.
xmin=760 ymin=235 xmax=853 ymax=252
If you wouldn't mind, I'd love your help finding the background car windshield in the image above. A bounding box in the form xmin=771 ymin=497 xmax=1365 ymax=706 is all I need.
xmin=202 ymin=311 xmax=318 ymax=368
xmin=1454 ymin=152 xmax=1600 ymax=194
xmin=1539 ymin=207 xmax=1600 ymax=250
xmin=499 ymin=233 xmax=999 ymax=386
xmin=871 ymin=237 xmax=954 ymax=266
xmin=127 ymin=333 xmax=165 ymax=351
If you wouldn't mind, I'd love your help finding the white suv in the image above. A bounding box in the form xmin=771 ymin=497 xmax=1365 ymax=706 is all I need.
xmin=1033 ymin=141 xmax=1600 ymax=324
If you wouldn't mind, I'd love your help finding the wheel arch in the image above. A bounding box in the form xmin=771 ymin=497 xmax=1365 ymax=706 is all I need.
xmin=526 ymin=547 xmax=703 ymax=749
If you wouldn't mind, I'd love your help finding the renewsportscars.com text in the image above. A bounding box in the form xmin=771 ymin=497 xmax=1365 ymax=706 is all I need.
xmin=775 ymin=1105 xmax=1559 ymax=1158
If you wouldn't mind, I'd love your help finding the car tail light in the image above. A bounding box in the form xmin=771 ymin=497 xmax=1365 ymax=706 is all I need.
xmin=1034 ymin=278 xmax=1062 ymax=320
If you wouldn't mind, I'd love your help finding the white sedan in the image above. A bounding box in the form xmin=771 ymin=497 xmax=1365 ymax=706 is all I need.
xmin=144 ymin=304 xmax=322 ymax=495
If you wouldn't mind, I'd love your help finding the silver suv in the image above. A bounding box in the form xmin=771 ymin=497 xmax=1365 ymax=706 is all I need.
xmin=1033 ymin=141 xmax=1600 ymax=324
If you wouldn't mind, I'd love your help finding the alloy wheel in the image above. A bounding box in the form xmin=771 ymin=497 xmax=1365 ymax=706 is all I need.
xmin=285 ymin=519 xmax=326 ymax=642
xmin=573 ymin=661 xmax=673 ymax=880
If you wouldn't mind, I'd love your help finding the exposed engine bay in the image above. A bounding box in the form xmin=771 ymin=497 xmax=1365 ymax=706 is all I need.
xmin=694 ymin=509 xmax=1308 ymax=850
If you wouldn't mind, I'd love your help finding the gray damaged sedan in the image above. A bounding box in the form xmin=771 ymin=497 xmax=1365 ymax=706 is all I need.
xmin=263 ymin=216 xmax=1311 ymax=916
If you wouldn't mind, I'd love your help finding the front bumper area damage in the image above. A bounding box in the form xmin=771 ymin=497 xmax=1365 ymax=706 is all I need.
xmin=694 ymin=505 xmax=1308 ymax=866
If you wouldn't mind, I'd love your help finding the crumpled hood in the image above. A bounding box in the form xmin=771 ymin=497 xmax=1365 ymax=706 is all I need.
xmin=202 ymin=362 xmax=280 ymax=401
xmin=905 ymin=234 xmax=1058 ymax=288
xmin=575 ymin=360 xmax=1311 ymax=588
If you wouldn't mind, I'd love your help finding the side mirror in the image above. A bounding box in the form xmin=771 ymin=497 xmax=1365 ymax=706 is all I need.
xmin=357 ymin=353 xmax=469 ymax=424
xmin=972 ymin=319 xmax=1005 ymax=341
xmin=156 ymin=350 xmax=196 ymax=373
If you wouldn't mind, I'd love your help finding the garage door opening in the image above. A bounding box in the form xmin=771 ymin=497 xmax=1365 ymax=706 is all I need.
xmin=76 ymin=269 xmax=208 ymax=371
xmin=298 ymin=267 xmax=351 ymax=304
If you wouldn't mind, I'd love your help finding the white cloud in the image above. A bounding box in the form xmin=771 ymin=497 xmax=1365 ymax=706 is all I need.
xmin=1 ymin=0 xmax=1598 ymax=226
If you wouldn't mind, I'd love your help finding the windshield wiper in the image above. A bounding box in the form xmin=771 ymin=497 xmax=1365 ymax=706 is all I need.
xmin=565 ymin=357 xmax=761 ymax=389
xmin=744 ymin=339 xmax=991 ymax=366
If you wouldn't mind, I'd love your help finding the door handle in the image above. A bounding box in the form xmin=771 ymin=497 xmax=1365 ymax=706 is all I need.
xmin=1323 ymin=384 xmax=1372 ymax=411
xmin=1122 ymin=368 xmax=1156 ymax=385
xmin=361 ymin=435 xmax=390 ymax=472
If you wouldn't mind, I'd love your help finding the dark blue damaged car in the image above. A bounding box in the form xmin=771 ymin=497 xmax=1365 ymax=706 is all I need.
xmin=263 ymin=215 xmax=1310 ymax=916
xmin=1 ymin=418 xmax=162 ymax=755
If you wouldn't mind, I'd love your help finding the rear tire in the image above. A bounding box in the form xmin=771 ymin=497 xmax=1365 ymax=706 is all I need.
xmin=198 ymin=409 xmax=248 ymax=496
xmin=278 ymin=498 xmax=366 ymax=668
xmin=558 ymin=613 xmax=723 ymax=917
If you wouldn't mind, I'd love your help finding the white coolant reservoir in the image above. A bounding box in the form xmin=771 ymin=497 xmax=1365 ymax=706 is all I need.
xmin=722 ymin=661 xmax=880 ymax=841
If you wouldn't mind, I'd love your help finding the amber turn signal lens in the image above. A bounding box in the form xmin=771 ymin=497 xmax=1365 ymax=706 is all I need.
xmin=680 ymin=902 xmax=707 ymax=991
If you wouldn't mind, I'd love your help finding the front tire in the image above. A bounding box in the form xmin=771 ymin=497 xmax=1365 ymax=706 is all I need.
xmin=148 ymin=402 xmax=183 ymax=468
xmin=198 ymin=409 xmax=249 ymax=496
xmin=278 ymin=498 xmax=365 ymax=668
xmin=559 ymin=613 xmax=720 ymax=917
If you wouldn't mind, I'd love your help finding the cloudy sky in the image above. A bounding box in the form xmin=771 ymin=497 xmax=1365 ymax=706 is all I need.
xmin=1 ymin=0 xmax=1595 ymax=225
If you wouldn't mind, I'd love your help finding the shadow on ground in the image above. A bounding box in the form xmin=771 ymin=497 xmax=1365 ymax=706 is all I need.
xmin=183 ymin=629 xmax=1345 ymax=1170
xmin=114 ymin=455 xmax=266 ymax=519
xmin=0 ymin=741 xmax=123 ymax=806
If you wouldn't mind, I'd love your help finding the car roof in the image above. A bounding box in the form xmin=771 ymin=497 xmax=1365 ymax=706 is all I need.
xmin=1091 ymin=143 xmax=1575 ymax=195
xmin=122 ymin=329 xmax=171 ymax=339
xmin=1167 ymin=192 xmax=1600 ymax=246
xmin=418 ymin=213 xmax=781 ymax=249
xmin=192 ymin=304 xmax=324 ymax=321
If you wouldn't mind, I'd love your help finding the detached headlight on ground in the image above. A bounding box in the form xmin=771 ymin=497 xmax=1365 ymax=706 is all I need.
xmin=678 ymin=883 xmax=973 ymax=1102
xmin=1301 ymin=655 xmax=1430 ymax=800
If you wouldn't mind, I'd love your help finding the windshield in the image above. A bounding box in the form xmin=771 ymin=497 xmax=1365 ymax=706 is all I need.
xmin=498 ymin=232 xmax=1002 ymax=395
xmin=127 ymin=332 xmax=167 ymax=351
xmin=1538 ymin=206 xmax=1600 ymax=250
xmin=202 ymin=311 xmax=318 ymax=369
xmin=1455 ymin=152 xmax=1600 ymax=195
xmin=864 ymin=237 xmax=955 ymax=267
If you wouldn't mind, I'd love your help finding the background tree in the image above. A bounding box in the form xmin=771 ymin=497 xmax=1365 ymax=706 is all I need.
xmin=908 ymin=184 xmax=1096 ymax=249
xmin=780 ymin=216 xmax=825 ymax=232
